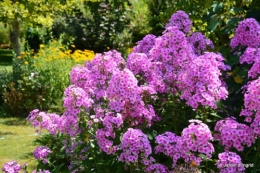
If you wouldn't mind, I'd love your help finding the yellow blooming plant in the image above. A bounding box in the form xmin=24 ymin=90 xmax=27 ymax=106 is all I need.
xmin=11 ymin=40 xmax=95 ymax=114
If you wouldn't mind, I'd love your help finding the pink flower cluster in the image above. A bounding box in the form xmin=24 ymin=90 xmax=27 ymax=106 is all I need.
xmin=230 ymin=18 xmax=260 ymax=48
xmin=2 ymin=161 xmax=21 ymax=173
xmin=33 ymin=146 xmax=51 ymax=164
xmin=118 ymin=128 xmax=152 ymax=164
xmin=216 ymin=152 xmax=245 ymax=173
xmin=214 ymin=118 xmax=255 ymax=151
xmin=155 ymin=120 xmax=214 ymax=168
xmin=240 ymin=78 xmax=260 ymax=136
xmin=132 ymin=34 xmax=157 ymax=55
xmin=187 ymin=32 xmax=214 ymax=55
xmin=165 ymin=10 xmax=192 ymax=34
xmin=177 ymin=52 xmax=230 ymax=108
xmin=27 ymin=109 xmax=61 ymax=135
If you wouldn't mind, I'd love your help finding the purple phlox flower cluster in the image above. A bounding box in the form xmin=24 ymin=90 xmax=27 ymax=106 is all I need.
xmin=69 ymin=65 xmax=94 ymax=94
xmin=132 ymin=34 xmax=157 ymax=56
xmin=60 ymin=111 xmax=80 ymax=137
xmin=96 ymin=128 xmax=118 ymax=154
xmin=33 ymin=146 xmax=51 ymax=164
xmin=216 ymin=152 xmax=245 ymax=173
xmin=2 ymin=161 xmax=21 ymax=173
xmin=180 ymin=120 xmax=214 ymax=162
xmin=118 ymin=128 xmax=152 ymax=164
xmin=88 ymin=50 xmax=125 ymax=99
xmin=63 ymin=85 xmax=93 ymax=112
xmin=149 ymin=26 xmax=195 ymax=93
xmin=239 ymin=47 xmax=260 ymax=79
xmin=230 ymin=18 xmax=260 ymax=49
xmin=187 ymin=32 xmax=214 ymax=55
xmin=214 ymin=117 xmax=255 ymax=151
xmin=177 ymin=52 xmax=229 ymax=109
xmin=154 ymin=132 xmax=183 ymax=167
xmin=27 ymin=109 xmax=61 ymax=135
xmin=95 ymin=112 xmax=123 ymax=154
xmin=32 ymin=170 xmax=51 ymax=173
xmin=240 ymin=77 xmax=260 ymax=136
xmin=144 ymin=163 xmax=170 ymax=173
xmin=107 ymin=68 xmax=141 ymax=112
xmin=165 ymin=10 xmax=192 ymax=34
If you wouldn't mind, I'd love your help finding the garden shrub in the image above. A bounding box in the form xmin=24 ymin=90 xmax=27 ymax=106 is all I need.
xmin=3 ymin=10 xmax=260 ymax=173
xmin=1 ymin=40 xmax=95 ymax=116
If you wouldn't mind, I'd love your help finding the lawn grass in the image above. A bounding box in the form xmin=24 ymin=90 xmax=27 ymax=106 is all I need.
xmin=0 ymin=117 xmax=38 ymax=172
xmin=0 ymin=65 xmax=12 ymax=73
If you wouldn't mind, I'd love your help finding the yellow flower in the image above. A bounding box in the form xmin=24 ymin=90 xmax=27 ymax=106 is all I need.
xmin=40 ymin=44 xmax=44 ymax=48
xmin=71 ymin=45 xmax=75 ymax=48
xmin=24 ymin=61 xmax=28 ymax=65
xmin=21 ymin=52 xmax=26 ymax=55
xmin=17 ymin=56 xmax=21 ymax=59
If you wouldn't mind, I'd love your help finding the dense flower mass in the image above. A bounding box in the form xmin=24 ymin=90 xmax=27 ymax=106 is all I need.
xmin=180 ymin=120 xmax=214 ymax=162
xmin=165 ymin=10 xmax=192 ymax=33
xmin=177 ymin=52 xmax=230 ymax=108
xmin=33 ymin=146 xmax=51 ymax=164
xmin=2 ymin=161 xmax=21 ymax=173
xmin=216 ymin=152 xmax=245 ymax=173
xmin=27 ymin=109 xmax=61 ymax=135
xmin=132 ymin=34 xmax=157 ymax=55
xmin=230 ymin=18 xmax=260 ymax=48
xmin=214 ymin=118 xmax=255 ymax=151
xmin=240 ymin=77 xmax=260 ymax=136
xmin=118 ymin=128 xmax=152 ymax=163
xmin=187 ymin=32 xmax=214 ymax=55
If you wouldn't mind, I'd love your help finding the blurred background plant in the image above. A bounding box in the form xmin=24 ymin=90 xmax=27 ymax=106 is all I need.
xmin=1 ymin=39 xmax=94 ymax=117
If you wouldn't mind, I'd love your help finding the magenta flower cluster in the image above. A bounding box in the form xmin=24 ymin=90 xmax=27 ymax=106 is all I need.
xmin=118 ymin=128 xmax=152 ymax=164
xmin=214 ymin=117 xmax=255 ymax=151
xmin=187 ymin=32 xmax=214 ymax=55
xmin=165 ymin=10 xmax=192 ymax=33
xmin=2 ymin=161 xmax=21 ymax=173
xmin=33 ymin=146 xmax=51 ymax=164
xmin=132 ymin=34 xmax=157 ymax=56
xmin=155 ymin=120 xmax=214 ymax=168
xmin=230 ymin=18 xmax=260 ymax=48
xmin=216 ymin=152 xmax=245 ymax=173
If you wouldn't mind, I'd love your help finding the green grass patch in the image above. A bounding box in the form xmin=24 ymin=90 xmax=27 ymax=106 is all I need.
xmin=0 ymin=117 xmax=38 ymax=171
xmin=0 ymin=65 xmax=12 ymax=73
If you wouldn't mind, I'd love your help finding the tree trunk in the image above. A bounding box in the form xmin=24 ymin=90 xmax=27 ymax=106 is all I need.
xmin=10 ymin=21 xmax=22 ymax=80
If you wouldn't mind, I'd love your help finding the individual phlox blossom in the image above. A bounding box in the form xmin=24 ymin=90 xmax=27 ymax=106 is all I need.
xmin=214 ymin=118 xmax=255 ymax=151
xmin=96 ymin=128 xmax=118 ymax=154
xmin=230 ymin=18 xmax=260 ymax=48
xmin=187 ymin=32 xmax=214 ymax=55
xmin=118 ymin=128 xmax=152 ymax=164
xmin=89 ymin=50 xmax=125 ymax=99
xmin=240 ymin=77 xmax=260 ymax=136
xmin=132 ymin=34 xmax=157 ymax=55
xmin=69 ymin=65 xmax=94 ymax=94
xmin=60 ymin=111 xmax=80 ymax=137
xmin=154 ymin=132 xmax=182 ymax=167
xmin=216 ymin=152 xmax=245 ymax=173
xmin=107 ymin=69 xmax=141 ymax=112
xmin=33 ymin=146 xmax=51 ymax=164
xmin=177 ymin=52 xmax=229 ymax=109
xmin=27 ymin=109 xmax=61 ymax=135
xmin=181 ymin=120 xmax=214 ymax=163
xmin=2 ymin=161 xmax=21 ymax=173
xmin=165 ymin=10 xmax=192 ymax=34
xmin=63 ymin=85 xmax=93 ymax=111
xmin=32 ymin=169 xmax=51 ymax=173
xmin=144 ymin=163 xmax=169 ymax=173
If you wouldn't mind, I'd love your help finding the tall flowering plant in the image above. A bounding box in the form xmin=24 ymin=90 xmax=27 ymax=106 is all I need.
xmin=6 ymin=11 xmax=259 ymax=173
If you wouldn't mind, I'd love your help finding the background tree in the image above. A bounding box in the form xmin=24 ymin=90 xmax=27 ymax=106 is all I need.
xmin=0 ymin=0 xmax=86 ymax=80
